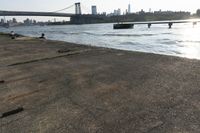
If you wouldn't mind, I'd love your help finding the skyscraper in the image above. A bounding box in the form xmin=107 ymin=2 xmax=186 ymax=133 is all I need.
xmin=128 ymin=4 xmax=131 ymax=14
xmin=117 ymin=8 xmax=121 ymax=15
xmin=92 ymin=6 xmax=97 ymax=15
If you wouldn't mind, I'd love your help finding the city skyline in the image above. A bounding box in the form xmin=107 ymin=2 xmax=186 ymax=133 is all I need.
xmin=0 ymin=0 xmax=200 ymax=21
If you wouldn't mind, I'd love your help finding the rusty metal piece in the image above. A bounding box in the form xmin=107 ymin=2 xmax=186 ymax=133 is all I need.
xmin=58 ymin=49 xmax=71 ymax=53
xmin=1 ymin=107 xmax=24 ymax=118
xmin=0 ymin=80 xmax=5 ymax=84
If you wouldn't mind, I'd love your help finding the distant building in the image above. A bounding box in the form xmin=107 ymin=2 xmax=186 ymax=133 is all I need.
xmin=102 ymin=12 xmax=106 ymax=15
xmin=12 ymin=18 xmax=17 ymax=23
xmin=139 ymin=9 xmax=145 ymax=14
xmin=0 ymin=19 xmax=4 ymax=24
xmin=92 ymin=6 xmax=97 ymax=15
xmin=24 ymin=18 xmax=33 ymax=25
xmin=149 ymin=8 xmax=152 ymax=13
xmin=196 ymin=9 xmax=200 ymax=16
xmin=33 ymin=20 xmax=37 ymax=24
xmin=128 ymin=4 xmax=131 ymax=14
xmin=108 ymin=8 xmax=121 ymax=16
xmin=117 ymin=8 xmax=121 ymax=15
xmin=114 ymin=10 xmax=118 ymax=15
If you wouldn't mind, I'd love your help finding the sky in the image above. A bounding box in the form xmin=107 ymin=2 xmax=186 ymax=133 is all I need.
xmin=0 ymin=0 xmax=199 ymax=22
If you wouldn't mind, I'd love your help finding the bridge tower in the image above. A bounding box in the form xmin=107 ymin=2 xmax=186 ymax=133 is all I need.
xmin=75 ymin=2 xmax=82 ymax=15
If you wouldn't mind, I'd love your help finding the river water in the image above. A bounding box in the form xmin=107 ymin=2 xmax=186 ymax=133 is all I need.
xmin=1 ymin=22 xmax=200 ymax=59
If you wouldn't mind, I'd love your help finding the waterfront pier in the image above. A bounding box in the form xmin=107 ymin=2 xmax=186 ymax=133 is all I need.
xmin=114 ymin=20 xmax=200 ymax=29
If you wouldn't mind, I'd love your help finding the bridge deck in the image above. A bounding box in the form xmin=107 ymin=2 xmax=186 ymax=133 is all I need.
xmin=0 ymin=10 xmax=75 ymax=17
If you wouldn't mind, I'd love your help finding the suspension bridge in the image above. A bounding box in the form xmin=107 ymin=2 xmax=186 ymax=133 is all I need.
xmin=0 ymin=3 xmax=82 ymax=17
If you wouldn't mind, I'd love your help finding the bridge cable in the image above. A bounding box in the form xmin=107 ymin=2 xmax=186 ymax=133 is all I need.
xmin=52 ymin=4 xmax=74 ymax=13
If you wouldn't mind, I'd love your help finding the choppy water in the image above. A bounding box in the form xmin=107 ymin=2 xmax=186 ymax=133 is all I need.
xmin=1 ymin=22 xmax=200 ymax=59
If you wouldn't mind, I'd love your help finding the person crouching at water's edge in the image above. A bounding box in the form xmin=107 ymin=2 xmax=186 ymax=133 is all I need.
xmin=10 ymin=31 xmax=15 ymax=39
xmin=39 ymin=33 xmax=46 ymax=39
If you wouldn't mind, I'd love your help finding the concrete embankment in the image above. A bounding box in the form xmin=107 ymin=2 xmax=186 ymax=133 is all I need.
xmin=0 ymin=33 xmax=200 ymax=132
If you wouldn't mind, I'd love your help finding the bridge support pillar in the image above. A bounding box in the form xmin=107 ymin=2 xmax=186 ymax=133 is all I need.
xmin=148 ymin=23 xmax=152 ymax=28
xmin=168 ymin=22 xmax=173 ymax=29
xmin=75 ymin=2 xmax=82 ymax=15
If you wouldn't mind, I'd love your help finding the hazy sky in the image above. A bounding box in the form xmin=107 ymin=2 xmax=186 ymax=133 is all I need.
xmin=0 ymin=0 xmax=199 ymax=21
